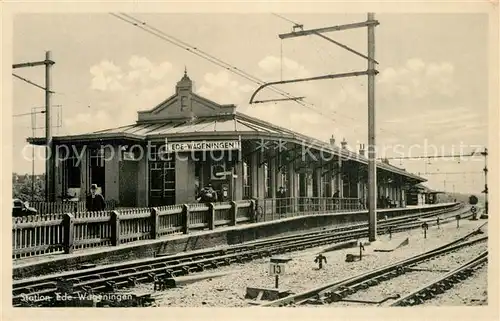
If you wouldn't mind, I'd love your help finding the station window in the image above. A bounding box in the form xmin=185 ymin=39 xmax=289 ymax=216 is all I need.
xmin=89 ymin=148 xmax=104 ymax=167
xmin=66 ymin=149 xmax=81 ymax=189
xmin=149 ymin=145 xmax=176 ymax=206
xmin=321 ymin=165 xmax=332 ymax=197
xmin=264 ymin=162 xmax=272 ymax=198
xmin=242 ymin=157 xmax=252 ymax=199
xmin=280 ymin=166 xmax=288 ymax=194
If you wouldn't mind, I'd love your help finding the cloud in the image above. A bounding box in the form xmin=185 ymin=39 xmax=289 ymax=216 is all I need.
xmin=378 ymin=58 xmax=458 ymax=99
xmin=89 ymin=60 xmax=126 ymax=92
xmin=195 ymin=70 xmax=254 ymax=104
xmin=258 ymin=56 xmax=311 ymax=79
xmin=80 ymin=56 xmax=476 ymax=153
xmin=63 ymin=109 xmax=114 ymax=135
xmin=240 ymin=100 xmax=354 ymax=148
xmin=90 ymin=56 xmax=173 ymax=92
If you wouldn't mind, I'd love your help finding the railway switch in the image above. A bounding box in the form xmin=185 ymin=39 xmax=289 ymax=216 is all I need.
xmin=421 ymin=222 xmax=429 ymax=239
xmin=314 ymin=254 xmax=327 ymax=269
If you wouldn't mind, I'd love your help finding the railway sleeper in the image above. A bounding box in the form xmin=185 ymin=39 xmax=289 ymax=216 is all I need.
xmin=352 ymin=282 xmax=371 ymax=290
xmin=225 ymin=258 xmax=237 ymax=265
xmin=429 ymin=285 xmax=446 ymax=295
xmin=181 ymin=266 xmax=198 ymax=275
xmin=121 ymin=268 xmax=138 ymax=274
xmin=209 ymin=260 xmax=223 ymax=269
xmin=16 ymin=286 xmax=41 ymax=295
xmin=154 ymin=276 xmax=175 ymax=291
xmin=374 ymin=274 xmax=392 ymax=282
xmin=114 ymin=280 xmax=131 ymax=289
xmin=366 ymin=279 xmax=379 ymax=286
xmin=151 ymin=262 xmax=169 ymax=269
xmin=325 ymin=290 xmax=347 ymax=302
xmin=162 ymin=269 xmax=175 ymax=278
xmin=135 ymin=274 xmax=150 ymax=283
xmin=101 ymin=271 xmax=121 ymax=278
xmin=147 ymin=272 xmax=158 ymax=282
xmin=223 ymin=258 xmax=235 ymax=265
xmin=127 ymin=277 xmax=138 ymax=287
xmin=105 ymin=281 xmax=117 ymax=292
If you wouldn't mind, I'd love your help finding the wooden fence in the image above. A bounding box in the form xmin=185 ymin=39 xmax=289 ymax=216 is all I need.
xmin=12 ymin=200 xmax=253 ymax=258
xmin=12 ymin=197 xmax=458 ymax=259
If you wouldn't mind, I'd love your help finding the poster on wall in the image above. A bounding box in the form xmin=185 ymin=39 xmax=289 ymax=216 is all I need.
xmin=211 ymin=163 xmax=227 ymax=180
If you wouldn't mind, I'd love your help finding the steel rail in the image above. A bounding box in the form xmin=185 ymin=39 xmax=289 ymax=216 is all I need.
xmin=14 ymin=204 xmax=463 ymax=283
xmin=12 ymin=230 xmax=371 ymax=305
xmin=12 ymin=205 xmax=466 ymax=298
xmin=389 ymin=251 xmax=488 ymax=306
xmin=260 ymin=228 xmax=487 ymax=307
xmin=15 ymin=204 xmax=465 ymax=284
xmin=12 ymin=205 xmax=468 ymax=305
xmin=14 ymin=214 xmax=474 ymax=307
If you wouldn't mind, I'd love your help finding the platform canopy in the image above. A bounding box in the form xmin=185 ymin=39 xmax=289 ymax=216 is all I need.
xmin=27 ymin=71 xmax=426 ymax=183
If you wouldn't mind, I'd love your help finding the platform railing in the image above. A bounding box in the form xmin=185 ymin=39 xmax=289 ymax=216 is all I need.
xmin=258 ymin=197 xmax=365 ymax=221
xmin=28 ymin=200 xmax=117 ymax=214
xmin=12 ymin=198 xmax=458 ymax=259
xmin=12 ymin=200 xmax=254 ymax=258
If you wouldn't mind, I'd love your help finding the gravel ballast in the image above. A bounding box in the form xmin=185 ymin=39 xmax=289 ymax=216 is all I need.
xmin=144 ymin=219 xmax=488 ymax=307
xmin=419 ymin=265 xmax=488 ymax=306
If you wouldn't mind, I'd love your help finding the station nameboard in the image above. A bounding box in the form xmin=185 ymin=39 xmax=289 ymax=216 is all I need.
xmin=166 ymin=140 xmax=241 ymax=152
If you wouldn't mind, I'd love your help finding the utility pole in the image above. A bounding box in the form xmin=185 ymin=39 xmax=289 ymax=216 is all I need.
xmin=45 ymin=51 xmax=54 ymax=202
xmin=367 ymin=13 xmax=377 ymax=241
xmin=249 ymin=13 xmax=379 ymax=240
xmin=13 ymin=51 xmax=55 ymax=202
xmin=31 ymin=108 xmax=36 ymax=202
xmin=482 ymin=148 xmax=488 ymax=214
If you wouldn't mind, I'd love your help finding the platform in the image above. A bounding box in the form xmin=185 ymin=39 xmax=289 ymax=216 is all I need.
xmin=12 ymin=203 xmax=458 ymax=279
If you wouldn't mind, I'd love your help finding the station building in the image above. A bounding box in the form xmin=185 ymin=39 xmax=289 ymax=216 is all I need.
xmin=28 ymin=72 xmax=427 ymax=208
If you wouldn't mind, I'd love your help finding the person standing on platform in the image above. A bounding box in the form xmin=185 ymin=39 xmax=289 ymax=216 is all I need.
xmin=332 ymin=189 xmax=340 ymax=210
xmin=197 ymin=183 xmax=218 ymax=203
xmin=276 ymin=186 xmax=286 ymax=215
xmin=86 ymin=184 xmax=106 ymax=212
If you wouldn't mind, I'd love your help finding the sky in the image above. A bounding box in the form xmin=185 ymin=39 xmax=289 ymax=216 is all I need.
xmin=11 ymin=13 xmax=489 ymax=194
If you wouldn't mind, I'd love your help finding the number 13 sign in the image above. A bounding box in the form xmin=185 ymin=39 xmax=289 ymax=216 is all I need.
xmin=269 ymin=263 xmax=285 ymax=275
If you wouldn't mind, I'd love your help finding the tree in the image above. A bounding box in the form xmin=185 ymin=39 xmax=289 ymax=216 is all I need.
xmin=12 ymin=174 xmax=45 ymax=201
xmin=469 ymin=195 xmax=479 ymax=205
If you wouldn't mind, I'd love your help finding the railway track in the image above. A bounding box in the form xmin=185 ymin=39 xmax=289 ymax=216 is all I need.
xmin=389 ymin=250 xmax=488 ymax=306
xmin=260 ymin=222 xmax=487 ymax=307
xmin=12 ymin=204 xmax=471 ymax=307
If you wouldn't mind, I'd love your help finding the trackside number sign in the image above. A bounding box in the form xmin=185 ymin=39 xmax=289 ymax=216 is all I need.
xmin=269 ymin=263 xmax=286 ymax=276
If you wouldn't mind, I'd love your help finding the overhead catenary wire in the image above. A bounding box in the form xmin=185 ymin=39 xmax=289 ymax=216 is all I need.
xmin=111 ymin=13 xmax=397 ymax=137
xmin=109 ymin=13 xmax=358 ymax=128
xmin=112 ymin=13 xmax=295 ymax=100
xmin=13 ymin=73 xmax=55 ymax=93
xmin=270 ymin=13 xmax=402 ymax=137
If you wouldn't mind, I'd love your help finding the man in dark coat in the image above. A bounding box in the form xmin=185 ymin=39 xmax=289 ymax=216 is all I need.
xmin=276 ymin=186 xmax=286 ymax=214
xmin=86 ymin=184 xmax=106 ymax=212
xmin=197 ymin=183 xmax=218 ymax=203
xmin=332 ymin=189 xmax=340 ymax=210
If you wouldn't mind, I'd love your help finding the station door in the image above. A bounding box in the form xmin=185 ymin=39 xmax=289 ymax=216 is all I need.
xmin=149 ymin=160 xmax=176 ymax=206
